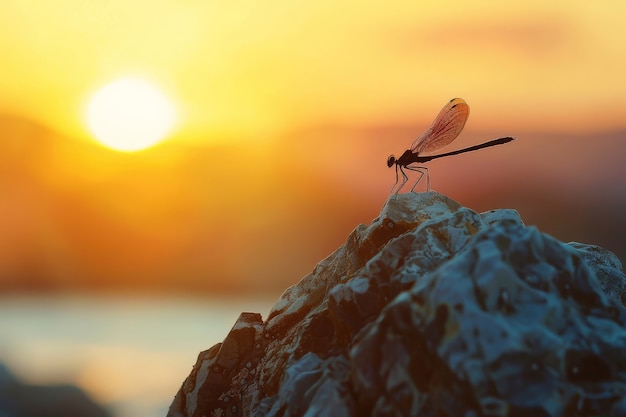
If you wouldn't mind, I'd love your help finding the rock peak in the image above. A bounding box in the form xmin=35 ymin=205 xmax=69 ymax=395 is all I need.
xmin=168 ymin=191 xmax=626 ymax=417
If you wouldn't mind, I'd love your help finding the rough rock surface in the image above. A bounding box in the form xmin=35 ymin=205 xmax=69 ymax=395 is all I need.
xmin=168 ymin=192 xmax=626 ymax=417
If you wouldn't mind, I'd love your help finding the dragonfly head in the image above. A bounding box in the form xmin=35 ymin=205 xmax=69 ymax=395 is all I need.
xmin=387 ymin=155 xmax=396 ymax=168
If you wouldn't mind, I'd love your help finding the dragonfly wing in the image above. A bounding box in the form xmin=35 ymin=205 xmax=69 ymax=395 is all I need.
xmin=410 ymin=98 xmax=470 ymax=154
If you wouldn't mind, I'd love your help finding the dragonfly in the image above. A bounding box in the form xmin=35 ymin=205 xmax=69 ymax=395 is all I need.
xmin=387 ymin=98 xmax=514 ymax=194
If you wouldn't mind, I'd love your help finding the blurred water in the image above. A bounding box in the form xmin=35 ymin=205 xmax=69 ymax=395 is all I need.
xmin=0 ymin=294 xmax=277 ymax=417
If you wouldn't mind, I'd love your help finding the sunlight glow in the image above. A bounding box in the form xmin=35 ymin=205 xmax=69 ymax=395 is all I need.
xmin=86 ymin=78 xmax=176 ymax=152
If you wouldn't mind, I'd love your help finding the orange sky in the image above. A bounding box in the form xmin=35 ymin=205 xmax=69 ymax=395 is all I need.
xmin=1 ymin=0 xmax=625 ymax=143
xmin=1 ymin=1 xmax=625 ymax=295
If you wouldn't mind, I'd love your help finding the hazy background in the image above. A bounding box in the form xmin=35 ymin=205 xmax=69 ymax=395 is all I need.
xmin=1 ymin=1 xmax=625 ymax=416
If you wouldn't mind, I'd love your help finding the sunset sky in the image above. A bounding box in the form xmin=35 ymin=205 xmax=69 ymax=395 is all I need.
xmin=2 ymin=3 xmax=626 ymax=414
xmin=1 ymin=0 xmax=625 ymax=294
xmin=2 ymin=0 xmax=625 ymax=141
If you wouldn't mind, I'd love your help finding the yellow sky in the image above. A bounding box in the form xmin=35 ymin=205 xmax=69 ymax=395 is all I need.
xmin=1 ymin=0 xmax=625 ymax=145
xmin=1 ymin=0 xmax=626 ymax=299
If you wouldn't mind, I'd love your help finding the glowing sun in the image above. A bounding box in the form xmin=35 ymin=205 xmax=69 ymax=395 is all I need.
xmin=86 ymin=78 xmax=176 ymax=152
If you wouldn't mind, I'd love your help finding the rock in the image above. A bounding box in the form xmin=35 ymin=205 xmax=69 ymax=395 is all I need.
xmin=168 ymin=191 xmax=626 ymax=417
xmin=0 ymin=363 xmax=110 ymax=417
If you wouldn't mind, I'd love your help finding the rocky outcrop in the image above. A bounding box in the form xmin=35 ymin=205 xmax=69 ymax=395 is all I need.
xmin=168 ymin=192 xmax=626 ymax=417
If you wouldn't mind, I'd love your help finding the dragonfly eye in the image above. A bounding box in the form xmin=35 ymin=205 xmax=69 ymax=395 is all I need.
xmin=387 ymin=155 xmax=395 ymax=167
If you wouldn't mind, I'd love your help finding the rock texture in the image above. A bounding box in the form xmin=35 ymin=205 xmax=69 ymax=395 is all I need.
xmin=168 ymin=192 xmax=626 ymax=417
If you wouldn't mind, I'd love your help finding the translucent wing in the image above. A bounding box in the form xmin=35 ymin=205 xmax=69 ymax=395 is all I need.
xmin=410 ymin=98 xmax=470 ymax=154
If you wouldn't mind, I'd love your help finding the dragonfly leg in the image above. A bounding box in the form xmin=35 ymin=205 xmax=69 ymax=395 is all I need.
xmin=405 ymin=165 xmax=428 ymax=192
xmin=390 ymin=165 xmax=400 ymax=195
xmin=390 ymin=165 xmax=407 ymax=195
xmin=395 ymin=166 xmax=409 ymax=194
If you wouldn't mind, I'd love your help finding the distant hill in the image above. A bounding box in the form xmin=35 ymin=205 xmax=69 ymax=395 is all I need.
xmin=1 ymin=114 xmax=624 ymax=295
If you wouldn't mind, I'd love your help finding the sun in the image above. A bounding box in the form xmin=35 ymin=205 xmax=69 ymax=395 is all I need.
xmin=86 ymin=77 xmax=176 ymax=152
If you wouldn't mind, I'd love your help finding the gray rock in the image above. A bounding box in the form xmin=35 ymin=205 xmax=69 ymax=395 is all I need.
xmin=168 ymin=191 xmax=626 ymax=417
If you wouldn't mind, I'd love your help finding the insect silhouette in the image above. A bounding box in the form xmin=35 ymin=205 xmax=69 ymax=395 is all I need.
xmin=387 ymin=98 xmax=514 ymax=194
